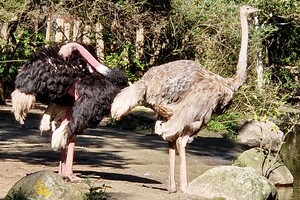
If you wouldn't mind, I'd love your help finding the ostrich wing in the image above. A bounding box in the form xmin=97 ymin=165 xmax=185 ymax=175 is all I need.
xmin=15 ymin=46 xmax=89 ymax=104
xmin=70 ymin=73 xmax=121 ymax=134
xmin=155 ymin=79 xmax=233 ymax=141
xmin=112 ymin=59 xmax=234 ymax=142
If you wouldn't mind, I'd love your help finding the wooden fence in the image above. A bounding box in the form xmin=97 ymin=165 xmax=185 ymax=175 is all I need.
xmin=46 ymin=15 xmax=105 ymax=61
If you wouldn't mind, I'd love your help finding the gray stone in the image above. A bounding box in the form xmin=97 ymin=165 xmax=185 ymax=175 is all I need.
xmin=5 ymin=170 xmax=86 ymax=200
xmin=237 ymin=120 xmax=284 ymax=151
xmin=187 ymin=166 xmax=278 ymax=200
xmin=234 ymin=148 xmax=294 ymax=185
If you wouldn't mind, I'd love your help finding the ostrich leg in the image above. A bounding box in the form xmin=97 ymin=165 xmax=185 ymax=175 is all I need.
xmin=176 ymin=135 xmax=190 ymax=192
xmin=64 ymin=134 xmax=77 ymax=179
xmin=59 ymin=140 xmax=78 ymax=180
xmin=59 ymin=147 xmax=67 ymax=175
xmin=58 ymin=86 xmax=81 ymax=181
xmin=58 ymin=107 xmax=72 ymax=176
xmin=168 ymin=141 xmax=177 ymax=193
xmin=58 ymin=107 xmax=80 ymax=181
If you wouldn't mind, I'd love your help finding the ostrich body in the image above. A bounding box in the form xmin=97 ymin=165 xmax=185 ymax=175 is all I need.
xmin=11 ymin=42 xmax=128 ymax=180
xmin=111 ymin=6 xmax=259 ymax=192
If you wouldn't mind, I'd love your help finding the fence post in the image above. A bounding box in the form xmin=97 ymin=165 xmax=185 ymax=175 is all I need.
xmin=0 ymin=23 xmax=9 ymax=43
xmin=64 ymin=21 xmax=72 ymax=42
xmin=135 ymin=23 xmax=144 ymax=59
xmin=55 ymin=16 xmax=64 ymax=42
xmin=72 ymin=20 xmax=80 ymax=41
xmin=95 ymin=23 xmax=105 ymax=61
xmin=83 ymin=24 xmax=91 ymax=44
xmin=45 ymin=16 xmax=52 ymax=42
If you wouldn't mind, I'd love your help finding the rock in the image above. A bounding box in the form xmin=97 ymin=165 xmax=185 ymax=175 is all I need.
xmin=5 ymin=170 xmax=86 ymax=200
xmin=234 ymin=148 xmax=294 ymax=185
xmin=237 ymin=120 xmax=284 ymax=151
xmin=187 ymin=166 xmax=278 ymax=200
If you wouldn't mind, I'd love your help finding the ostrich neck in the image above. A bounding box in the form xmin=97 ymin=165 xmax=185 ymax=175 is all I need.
xmin=231 ymin=13 xmax=249 ymax=91
xmin=71 ymin=43 xmax=111 ymax=75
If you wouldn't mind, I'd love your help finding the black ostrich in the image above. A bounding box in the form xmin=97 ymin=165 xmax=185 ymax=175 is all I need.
xmin=11 ymin=42 xmax=128 ymax=180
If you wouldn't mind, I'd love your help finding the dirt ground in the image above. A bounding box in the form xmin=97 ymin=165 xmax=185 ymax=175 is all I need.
xmin=0 ymin=104 xmax=246 ymax=200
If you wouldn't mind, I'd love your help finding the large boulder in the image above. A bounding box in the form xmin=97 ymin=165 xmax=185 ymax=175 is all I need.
xmin=237 ymin=120 xmax=284 ymax=151
xmin=187 ymin=166 xmax=278 ymax=200
xmin=5 ymin=170 xmax=86 ymax=200
xmin=234 ymin=148 xmax=294 ymax=185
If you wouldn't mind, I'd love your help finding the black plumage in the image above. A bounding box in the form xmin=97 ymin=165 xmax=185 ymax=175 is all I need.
xmin=71 ymin=72 xmax=121 ymax=134
xmin=14 ymin=44 xmax=128 ymax=133
xmin=15 ymin=46 xmax=86 ymax=105
xmin=12 ymin=42 xmax=128 ymax=180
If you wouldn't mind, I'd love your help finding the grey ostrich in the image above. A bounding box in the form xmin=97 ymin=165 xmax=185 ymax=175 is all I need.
xmin=111 ymin=5 xmax=259 ymax=193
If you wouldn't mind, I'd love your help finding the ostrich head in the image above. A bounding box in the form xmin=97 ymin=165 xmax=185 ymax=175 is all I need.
xmin=240 ymin=5 xmax=260 ymax=16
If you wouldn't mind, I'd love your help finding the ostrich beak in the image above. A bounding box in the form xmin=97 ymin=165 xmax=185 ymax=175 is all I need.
xmin=249 ymin=7 xmax=261 ymax=13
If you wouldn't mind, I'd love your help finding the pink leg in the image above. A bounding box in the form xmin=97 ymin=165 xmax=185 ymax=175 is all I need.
xmin=59 ymin=147 xmax=67 ymax=175
xmin=59 ymin=135 xmax=80 ymax=181
xmin=58 ymin=107 xmax=71 ymax=177
xmin=57 ymin=85 xmax=82 ymax=181
xmin=57 ymin=106 xmax=80 ymax=181
xmin=176 ymin=136 xmax=190 ymax=192
xmin=168 ymin=141 xmax=177 ymax=193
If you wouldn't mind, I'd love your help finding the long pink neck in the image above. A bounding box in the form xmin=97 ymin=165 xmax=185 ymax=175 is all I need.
xmin=231 ymin=11 xmax=249 ymax=91
xmin=61 ymin=42 xmax=111 ymax=75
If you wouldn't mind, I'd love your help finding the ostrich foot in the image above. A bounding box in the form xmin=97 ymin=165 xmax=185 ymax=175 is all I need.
xmin=180 ymin=184 xmax=188 ymax=193
xmin=168 ymin=185 xmax=177 ymax=193
xmin=67 ymin=175 xmax=83 ymax=182
xmin=59 ymin=168 xmax=82 ymax=182
xmin=59 ymin=160 xmax=82 ymax=182
xmin=61 ymin=173 xmax=83 ymax=182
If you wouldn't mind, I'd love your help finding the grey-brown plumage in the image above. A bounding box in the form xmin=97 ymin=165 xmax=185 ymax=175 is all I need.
xmin=111 ymin=5 xmax=259 ymax=193
xmin=114 ymin=60 xmax=233 ymax=139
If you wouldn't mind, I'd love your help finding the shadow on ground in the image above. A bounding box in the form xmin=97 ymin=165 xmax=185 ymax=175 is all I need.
xmin=77 ymin=170 xmax=162 ymax=184
xmin=0 ymin=105 xmax=247 ymax=170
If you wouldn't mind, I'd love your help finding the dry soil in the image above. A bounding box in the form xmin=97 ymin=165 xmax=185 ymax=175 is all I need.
xmin=0 ymin=104 xmax=245 ymax=200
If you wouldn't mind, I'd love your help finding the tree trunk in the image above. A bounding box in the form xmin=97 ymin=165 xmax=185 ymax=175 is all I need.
xmin=255 ymin=16 xmax=264 ymax=94
xmin=0 ymin=23 xmax=9 ymax=104
xmin=83 ymin=24 xmax=91 ymax=44
xmin=0 ymin=79 xmax=5 ymax=105
xmin=0 ymin=22 xmax=9 ymax=43
xmin=135 ymin=23 xmax=144 ymax=59
xmin=64 ymin=21 xmax=72 ymax=42
xmin=46 ymin=16 xmax=52 ymax=42
xmin=95 ymin=23 xmax=105 ymax=62
xmin=72 ymin=20 xmax=80 ymax=41
xmin=256 ymin=50 xmax=264 ymax=94
xmin=55 ymin=17 xmax=64 ymax=42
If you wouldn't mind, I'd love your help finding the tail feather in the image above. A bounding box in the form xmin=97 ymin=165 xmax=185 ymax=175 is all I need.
xmin=11 ymin=89 xmax=36 ymax=124
xmin=111 ymin=80 xmax=146 ymax=120
xmin=51 ymin=121 xmax=70 ymax=151
xmin=40 ymin=103 xmax=67 ymax=134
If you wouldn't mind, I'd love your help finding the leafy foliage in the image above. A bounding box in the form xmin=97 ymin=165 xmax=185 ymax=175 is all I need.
xmin=105 ymin=42 xmax=146 ymax=81
xmin=0 ymin=0 xmax=300 ymax=125
xmin=84 ymin=177 xmax=108 ymax=200
xmin=0 ymin=0 xmax=24 ymax=21
xmin=206 ymin=111 xmax=241 ymax=139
